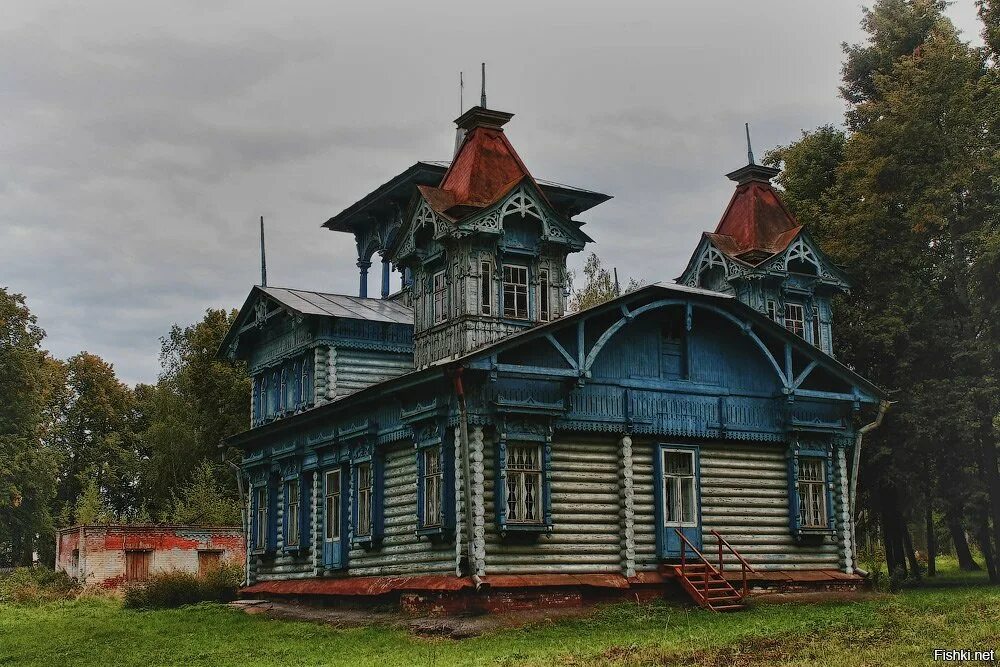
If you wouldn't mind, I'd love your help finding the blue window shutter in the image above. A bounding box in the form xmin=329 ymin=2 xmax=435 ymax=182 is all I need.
xmin=442 ymin=434 xmax=456 ymax=532
xmin=495 ymin=438 xmax=508 ymax=531
xmin=351 ymin=464 xmax=360 ymax=537
xmin=305 ymin=354 xmax=314 ymax=406
xmin=787 ymin=450 xmax=801 ymax=535
xmin=415 ymin=448 xmax=425 ymax=529
xmin=372 ymin=454 xmax=384 ymax=542
xmin=825 ymin=449 xmax=836 ymax=531
xmin=267 ymin=476 xmax=279 ymax=552
xmin=653 ymin=446 xmax=664 ymax=557
xmin=293 ymin=361 xmax=302 ymax=408
xmin=543 ymin=439 xmax=553 ymax=527
xmin=250 ymin=486 xmax=260 ymax=551
xmin=301 ymin=472 xmax=312 ymax=547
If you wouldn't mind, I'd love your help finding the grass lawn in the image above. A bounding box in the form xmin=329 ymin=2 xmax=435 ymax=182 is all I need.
xmin=1 ymin=579 xmax=997 ymax=666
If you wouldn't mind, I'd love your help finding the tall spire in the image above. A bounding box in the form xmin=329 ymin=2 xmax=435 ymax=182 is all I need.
xmin=745 ymin=122 xmax=755 ymax=165
xmin=454 ymin=72 xmax=466 ymax=156
xmin=480 ymin=62 xmax=487 ymax=108
xmin=259 ymin=215 xmax=267 ymax=287
xmin=726 ymin=123 xmax=778 ymax=185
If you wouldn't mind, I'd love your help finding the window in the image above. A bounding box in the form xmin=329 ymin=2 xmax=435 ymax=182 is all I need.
xmin=784 ymin=302 xmax=805 ymax=337
xmin=433 ymin=271 xmax=447 ymax=323
xmin=421 ymin=446 xmax=443 ymax=528
xmin=279 ymin=367 xmax=287 ymax=413
xmin=811 ymin=315 xmax=823 ymax=349
xmin=301 ymin=354 xmax=311 ymax=407
xmin=285 ymin=478 xmax=300 ymax=548
xmin=253 ymin=486 xmax=268 ymax=551
xmin=766 ymin=300 xmax=779 ymax=322
xmin=481 ymin=261 xmax=493 ymax=316
xmin=662 ymin=450 xmax=697 ymax=526
xmin=324 ymin=470 xmax=341 ymax=541
xmin=259 ymin=375 xmax=268 ymax=420
xmin=356 ymin=462 xmax=373 ymax=538
xmin=538 ymin=269 xmax=550 ymax=321
xmin=504 ymin=444 xmax=543 ymax=524
xmin=503 ymin=265 xmax=529 ymax=320
xmin=797 ymin=458 xmax=828 ymax=528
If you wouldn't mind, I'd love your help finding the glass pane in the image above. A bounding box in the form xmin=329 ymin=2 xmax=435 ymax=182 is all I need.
xmin=665 ymin=477 xmax=676 ymax=523
xmin=666 ymin=451 xmax=692 ymax=476
xmin=680 ymin=477 xmax=694 ymax=523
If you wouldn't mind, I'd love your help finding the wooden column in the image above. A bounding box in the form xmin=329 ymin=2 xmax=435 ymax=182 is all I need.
xmin=357 ymin=260 xmax=371 ymax=298
xmin=619 ymin=434 xmax=636 ymax=577
xmin=381 ymin=259 xmax=390 ymax=299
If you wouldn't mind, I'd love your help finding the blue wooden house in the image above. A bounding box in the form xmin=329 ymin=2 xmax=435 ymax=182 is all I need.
xmin=220 ymin=105 xmax=887 ymax=612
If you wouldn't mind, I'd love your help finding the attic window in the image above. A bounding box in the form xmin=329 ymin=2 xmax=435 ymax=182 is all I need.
xmin=784 ymin=303 xmax=805 ymax=338
xmin=503 ymin=265 xmax=529 ymax=320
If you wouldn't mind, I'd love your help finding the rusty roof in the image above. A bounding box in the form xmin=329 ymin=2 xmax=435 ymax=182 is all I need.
xmin=708 ymin=179 xmax=802 ymax=265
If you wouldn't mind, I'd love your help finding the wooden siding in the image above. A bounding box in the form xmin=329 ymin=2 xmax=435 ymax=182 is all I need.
xmin=332 ymin=348 xmax=412 ymax=399
xmin=633 ymin=439 xmax=841 ymax=571
xmin=483 ymin=435 xmax=622 ymax=574
xmin=347 ymin=442 xmax=455 ymax=577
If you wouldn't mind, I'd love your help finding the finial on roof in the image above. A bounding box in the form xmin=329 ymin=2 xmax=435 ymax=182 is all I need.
xmin=259 ymin=215 xmax=267 ymax=287
xmin=459 ymin=71 xmax=464 ymax=114
xmin=745 ymin=123 xmax=755 ymax=165
xmin=480 ymin=62 xmax=487 ymax=108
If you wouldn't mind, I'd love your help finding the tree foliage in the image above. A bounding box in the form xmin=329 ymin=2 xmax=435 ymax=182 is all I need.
xmin=568 ymin=253 xmax=643 ymax=312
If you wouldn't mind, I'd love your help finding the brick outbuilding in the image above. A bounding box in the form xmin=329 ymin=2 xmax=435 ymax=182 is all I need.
xmin=55 ymin=525 xmax=245 ymax=588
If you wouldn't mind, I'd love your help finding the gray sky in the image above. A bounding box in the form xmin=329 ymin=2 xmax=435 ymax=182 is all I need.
xmin=1 ymin=0 xmax=985 ymax=385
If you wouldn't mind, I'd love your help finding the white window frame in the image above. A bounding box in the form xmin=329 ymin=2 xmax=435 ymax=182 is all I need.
xmin=481 ymin=261 xmax=493 ymax=316
xmin=502 ymin=264 xmax=529 ymax=320
xmin=661 ymin=449 xmax=697 ymax=528
xmin=432 ymin=271 xmax=447 ymax=324
xmin=421 ymin=446 xmax=444 ymax=528
xmin=538 ymin=269 xmax=550 ymax=321
xmin=356 ymin=462 xmax=373 ymax=537
xmin=766 ymin=299 xmax=779 ymax=323
xmin=504 ymin=443 xmax=543 ymax=524
xmin=811 ymin=314 xmax=823 ymax=349
xmin=324 ymin=469 xmax=341 ymax=541
xmin=797 ymin=458 xmax=828 ymax=528
xmin=285 ymin=479 xmax=300 ymax=547
xmin=784 ymin=302 xmax=805 ymax=338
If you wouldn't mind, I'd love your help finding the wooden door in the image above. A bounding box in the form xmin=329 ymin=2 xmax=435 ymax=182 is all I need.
xmin=197 ymin=550 xmax=222 ymax=575
xmin=322 ymin=467 xmax=347 ymax=570
xmin=656 ymin=446 xmax=702 ymax=558
xmin=125 ymin=550 xmax=151 ymax=582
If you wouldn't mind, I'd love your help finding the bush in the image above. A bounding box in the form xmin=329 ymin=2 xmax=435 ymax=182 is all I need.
xmin=123 ymin=563 xmax=242 ymax=609
xmin=0 ymin=567 xmax=80 ymax=604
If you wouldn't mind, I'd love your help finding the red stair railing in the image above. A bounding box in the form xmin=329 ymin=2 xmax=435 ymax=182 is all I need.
xmin=710 ymin=529 xmax=757 ymax=597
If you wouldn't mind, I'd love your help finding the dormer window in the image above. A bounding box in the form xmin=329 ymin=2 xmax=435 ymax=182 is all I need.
xmin=784 ymin=303 xmax=805 ymax=338
xmin=433 ymin=271 xmax=447 ymax=324
xmin=503 ymin=265 xmax=529 ymax=320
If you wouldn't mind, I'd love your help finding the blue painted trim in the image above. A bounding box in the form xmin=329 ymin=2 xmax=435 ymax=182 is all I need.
xmin=653 ymin=443 xmax=702 ymax=559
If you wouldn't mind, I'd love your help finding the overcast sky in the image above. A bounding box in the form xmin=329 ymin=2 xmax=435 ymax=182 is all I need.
xmin=1 ymin=1 xmax=985 ymax=385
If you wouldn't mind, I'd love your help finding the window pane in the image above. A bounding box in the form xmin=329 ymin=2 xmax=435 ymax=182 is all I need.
xmin=680 ymin=477 xmax=695 ymax=523
xmin=357 ymin=463 xmax=372 ymax=536
xmin=481 ymin=262 xmax=492 ymax=315
xmin=663 ymin=450 xmax=697 ymax=526
xmin=325 ymin=470 xmax=340 ymax=540
xmin=666 ymin=452 xmax=692 ymax=476
xmin=505 ymin=444 xmax=542 ymax=524
xmin=784 ymin=303 xmax=805 ymax=337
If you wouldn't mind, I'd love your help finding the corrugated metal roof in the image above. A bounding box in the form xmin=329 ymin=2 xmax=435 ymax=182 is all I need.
xmin=261 ymin=287 xmax=413 ymax=324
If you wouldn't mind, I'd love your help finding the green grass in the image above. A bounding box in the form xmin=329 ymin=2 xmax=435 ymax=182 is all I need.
xmin=1 ymin=586 xmax=997 ymax=666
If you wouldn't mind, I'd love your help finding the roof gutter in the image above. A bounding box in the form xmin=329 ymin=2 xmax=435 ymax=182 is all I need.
xmin=850 ymin=399 xmax=890 ymax=576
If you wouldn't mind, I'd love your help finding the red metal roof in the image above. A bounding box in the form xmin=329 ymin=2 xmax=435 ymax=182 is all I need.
xmin=708 ymin=180 xmax=802 ymax=264
xmin=419 ymin=118 xmax=548 ymax=221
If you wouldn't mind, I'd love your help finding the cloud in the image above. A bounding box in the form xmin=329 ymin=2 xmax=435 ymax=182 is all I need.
xmin=0 ymin=0 xmax=986 ymax=384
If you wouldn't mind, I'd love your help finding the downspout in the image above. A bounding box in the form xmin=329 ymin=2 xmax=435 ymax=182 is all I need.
xmin=850 ymin=400 xmax=890 ymax=576
xmin=224 ymin=452 xmax=250 ymax=588
xmin=451 ymin=367 xmax=485 ymax=590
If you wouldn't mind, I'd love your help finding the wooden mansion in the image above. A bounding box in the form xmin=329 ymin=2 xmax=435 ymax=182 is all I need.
xmin=219 ymin=102 xmax=888 ymax=612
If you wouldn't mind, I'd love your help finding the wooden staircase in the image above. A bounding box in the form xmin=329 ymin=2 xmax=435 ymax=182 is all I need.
xmin=662 ymin=529 xmax=756 ymax=612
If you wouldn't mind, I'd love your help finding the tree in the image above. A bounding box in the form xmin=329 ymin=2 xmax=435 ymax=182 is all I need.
xmin=769 ymin=0 xmax=1000 ymax=579
xmin=137 ymin=309 xmax=248 ymax=518
xmin=168 ymin=460 xmax=242 ymax=526
xmin=56 ymin=352 xmax=140 ymax=524
xmin=0 ymin=288 xmax=63 ymax=566
xmin=568 ymin=253 xmax=643 ymax=312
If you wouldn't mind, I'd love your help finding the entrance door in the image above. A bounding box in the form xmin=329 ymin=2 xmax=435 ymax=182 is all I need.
xmin=322 ymin=468 xmax=348 ymax=570
xmin=125 ymin=550 xmax=151 ymax=582
xmin=657 ymin=446 xmax=702 ymax=558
